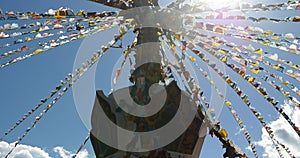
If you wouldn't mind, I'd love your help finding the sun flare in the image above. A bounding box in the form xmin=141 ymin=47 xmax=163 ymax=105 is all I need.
xmin=192 ymin=0 xmax=241 ymax=9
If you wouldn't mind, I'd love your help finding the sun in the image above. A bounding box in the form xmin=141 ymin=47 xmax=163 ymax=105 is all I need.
xmin=192 ymin=0 xmax=241 ymax=9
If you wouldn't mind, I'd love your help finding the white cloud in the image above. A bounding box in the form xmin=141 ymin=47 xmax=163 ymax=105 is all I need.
xmin=0 ymin=141 xmax=89 ymax=158
xmin=255 ymin=100 xmax=300 ymax=158
xmin=74 ymin=149 xmax=89 ymax=158
xmin=53 ymin=146 xmax=72 ymax=158
xmin=14 ymin=150 xmax=33 ymax=158
xmin=0 ymin=141 xmax=51 ymax=158
xmin=53 ymin=146 xmax=89 ymax=158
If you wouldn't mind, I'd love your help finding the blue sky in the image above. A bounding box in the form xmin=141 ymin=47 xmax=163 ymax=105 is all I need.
xmin=0 ymin=0 xmax=300 ymax=158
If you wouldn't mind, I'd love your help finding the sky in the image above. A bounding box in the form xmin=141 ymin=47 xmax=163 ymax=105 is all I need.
xmin=0 ymin=0 xmax=300 ymax=158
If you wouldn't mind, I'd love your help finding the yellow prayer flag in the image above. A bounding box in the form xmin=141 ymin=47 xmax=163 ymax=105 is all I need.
xmin=189 ymin=56 xmax=196 ymax=62
xmin=219 ymin=128 xmax=228 ymax=139
xmin=33 ymin=49 xmax=44 ymax=55
xmin=251 ymin=68 xmax=260 ymax=74
xmin=233 ymin=47 xmax=241 ymax=52
xmin=254 ymin=48 xmax=263 ymax=55
xmin=225 ymin=101 xmax=232 ymax=106
xmin=219 ymin=49 xmax=227 ymax=55
xmin=272 ymin=36 xmax=280 ymax=41
xmin=222 ymin=56 xmax=227 ymax=63
xmin=263 ymin=30 xmax=273 ymax=35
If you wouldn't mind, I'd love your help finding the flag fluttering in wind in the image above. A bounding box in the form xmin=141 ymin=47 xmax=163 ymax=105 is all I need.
xmin=1 ymin=0 xmax=299 ymax=158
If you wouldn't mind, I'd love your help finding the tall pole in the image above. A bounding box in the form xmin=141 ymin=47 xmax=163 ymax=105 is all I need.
xmin=89 ymin=1 xmax=206 ymax=157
